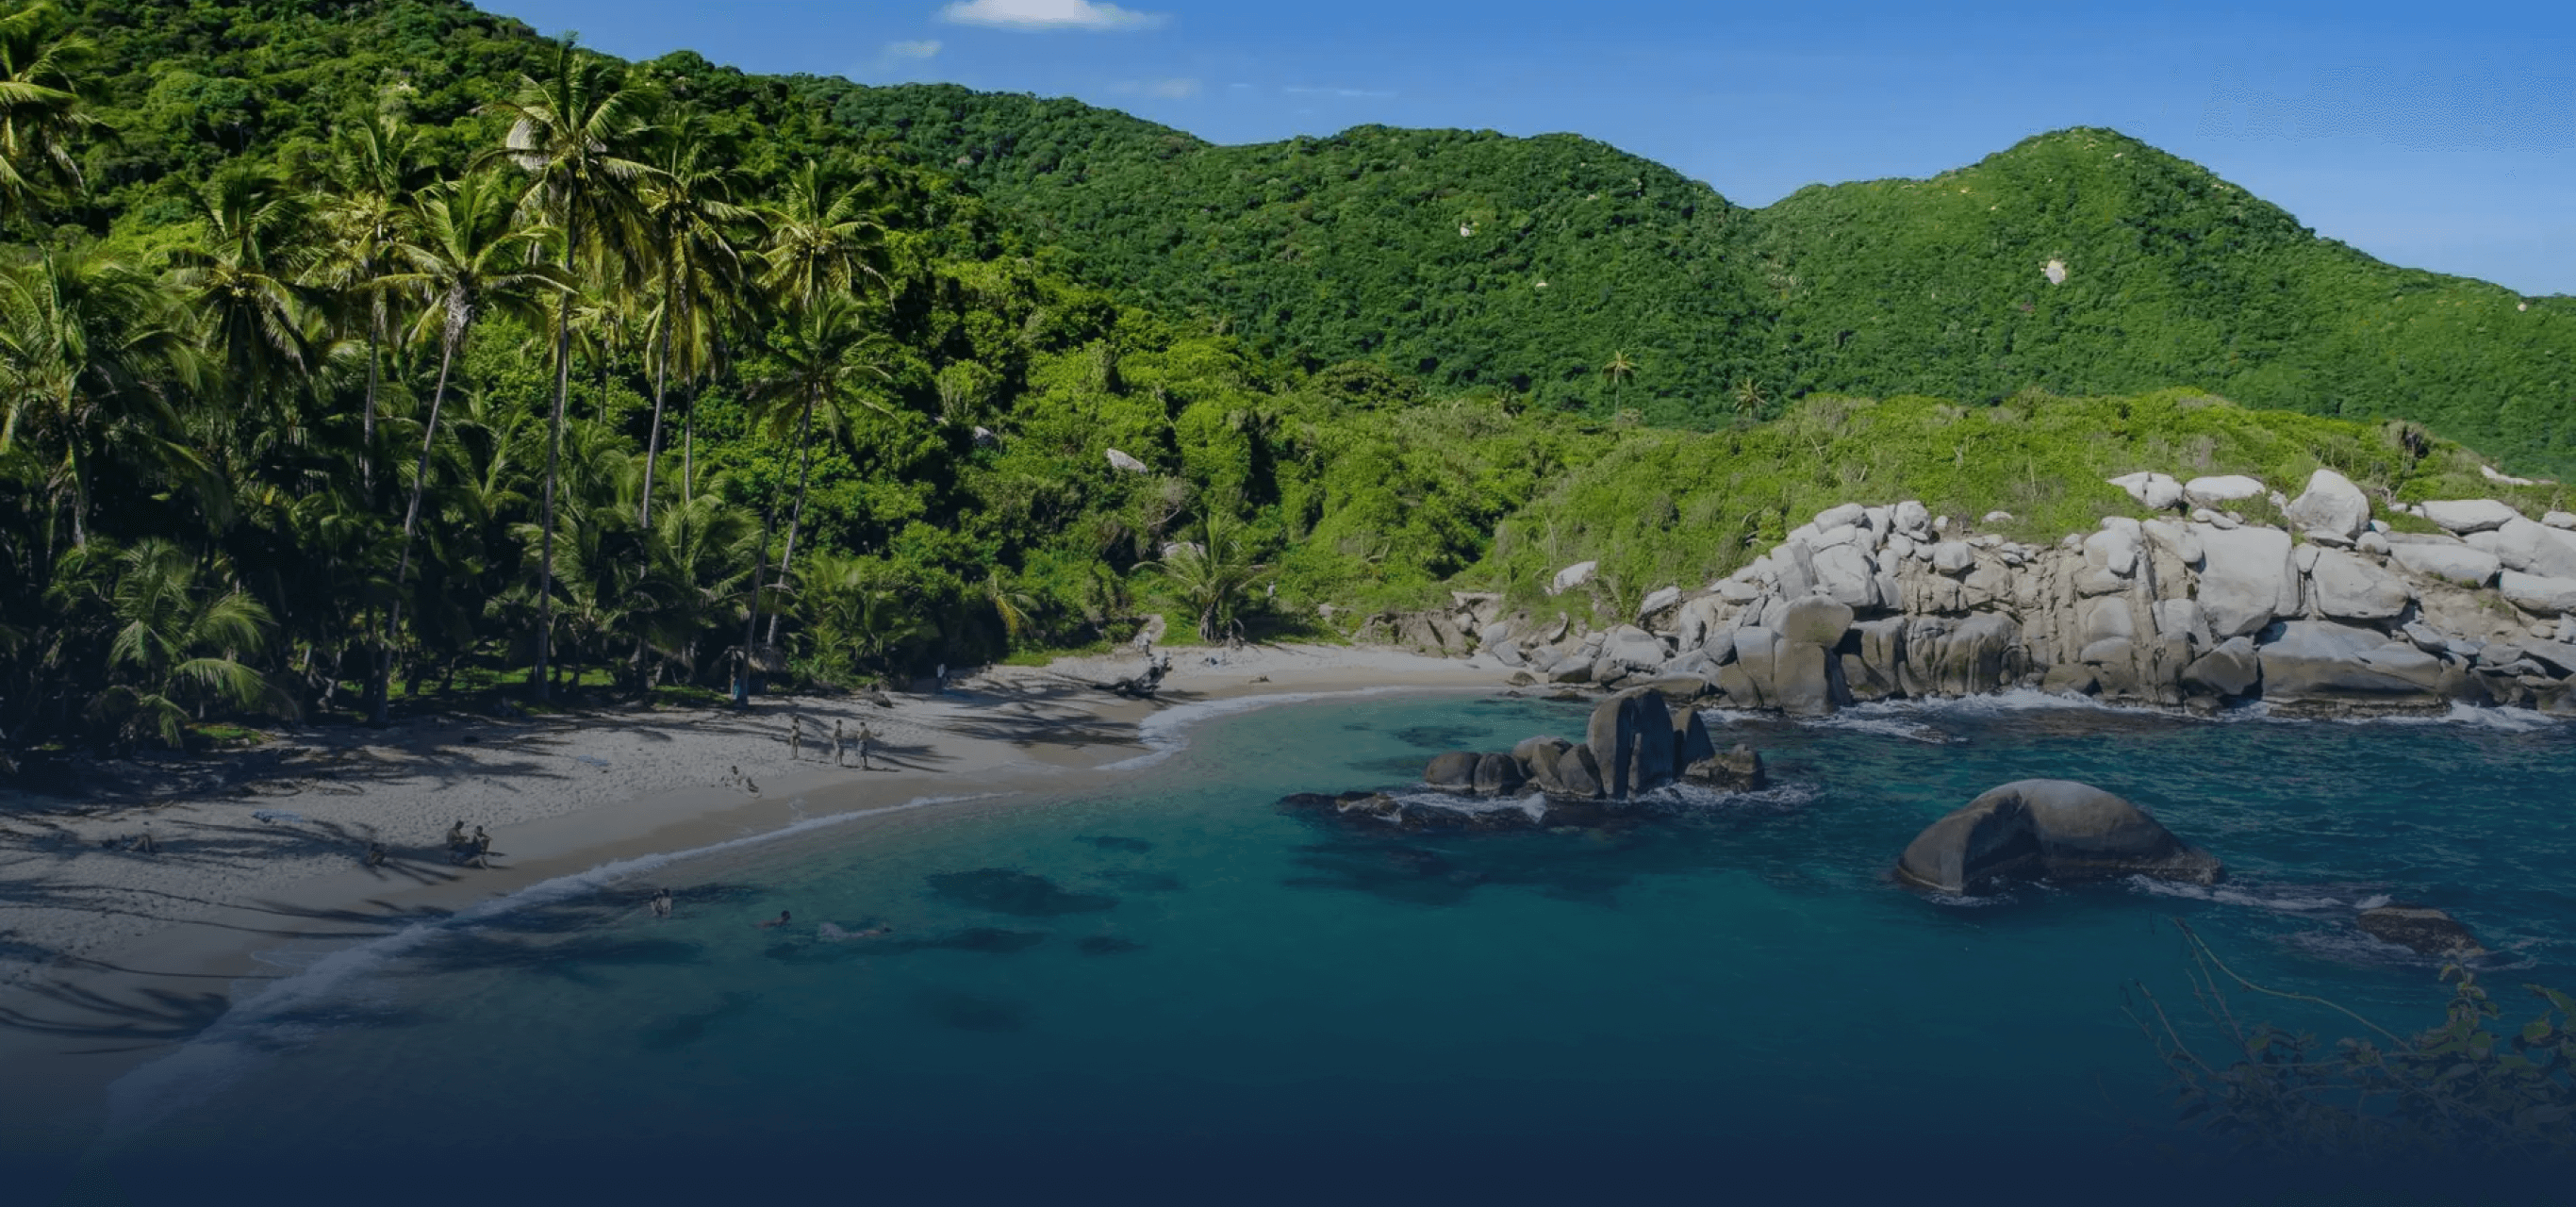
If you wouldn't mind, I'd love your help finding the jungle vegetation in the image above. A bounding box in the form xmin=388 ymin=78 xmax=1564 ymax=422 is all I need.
xmin=0 ymin=0 xmax=2565 ymax=760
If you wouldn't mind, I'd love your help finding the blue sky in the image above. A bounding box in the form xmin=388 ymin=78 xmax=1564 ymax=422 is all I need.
xmin=493 ymin=0 xmax=2576 ymax=296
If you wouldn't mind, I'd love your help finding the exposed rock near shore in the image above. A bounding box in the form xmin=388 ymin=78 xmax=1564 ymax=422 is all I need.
xmin=2356 ymin=904 xmax=2490 ymax=959
xmin=1894 ymin=779 xmax=2223 ymax=894
xmin=1372 ymin=481 xmax=2576 ymax=719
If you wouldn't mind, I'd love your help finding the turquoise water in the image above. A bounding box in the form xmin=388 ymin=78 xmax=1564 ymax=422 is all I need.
xmin=32 ymin=693 xmax=2576 ymax=1202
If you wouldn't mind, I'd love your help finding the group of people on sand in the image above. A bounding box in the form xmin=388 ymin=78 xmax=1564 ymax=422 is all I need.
xmin=783 ymin=713 xmax=876 ymax=769
xmin=442 ymin=820 xmax=495 ymax=868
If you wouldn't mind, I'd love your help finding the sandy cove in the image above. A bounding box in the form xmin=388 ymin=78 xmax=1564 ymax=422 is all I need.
xmin=0 ymin=642 xmax=1505 ymax=1143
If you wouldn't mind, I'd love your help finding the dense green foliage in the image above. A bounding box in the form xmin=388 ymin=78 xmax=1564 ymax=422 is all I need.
xmin=0 ymin=0 xmax=2564 ymax=760
xmin=1468 ymin=389 xmax=2567 ymax=610
xmin=833 ymin=93 xmax=2576 ymax=475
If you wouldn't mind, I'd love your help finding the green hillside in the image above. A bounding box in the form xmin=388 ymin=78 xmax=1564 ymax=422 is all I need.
xmin=830 ymin=91 xmax=2576 ymax=475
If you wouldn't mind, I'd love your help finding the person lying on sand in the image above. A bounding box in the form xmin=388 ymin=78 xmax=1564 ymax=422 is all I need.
xmin=754 ymin=910 xmax=792 ymax=930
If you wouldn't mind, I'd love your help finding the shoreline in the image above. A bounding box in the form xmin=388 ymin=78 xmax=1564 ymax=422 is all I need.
xmin=0 ymin=643 xmax=1506 ymax=1149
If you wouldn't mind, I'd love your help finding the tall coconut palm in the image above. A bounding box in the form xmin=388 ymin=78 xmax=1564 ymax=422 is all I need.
xmin=1599 ymin=349 xmax=1636 ymax=407
xmin=0 ymin=240 xmax=202 ymax=548
xmin=636 ymin=121 xmax=748 ymax=525
xmin=741 ymin=291 xmax=895 ymax=672
xmin=480 ymin=37 xmax=660 ymax=699
xmin=0 ymin=2 xmax=95 ymax=220
xmin=370 ymin=170 xmax=566 ymax=722
xmin=309 ymin=112 xmax=432 ymax=494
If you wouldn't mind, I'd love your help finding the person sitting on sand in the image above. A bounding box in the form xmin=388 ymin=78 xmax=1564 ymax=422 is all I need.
xmin=754 ymin=910 xmax=791 ymax=930
xmin=363 ymin=841 xmax=388 ymax=868
xmin=445 ymin=819 xmax=467 ymax=850
xmin=135 ymin=823 xmax=157 ymax=854
xmin=470 ymin=827 xmax=493 ymax=869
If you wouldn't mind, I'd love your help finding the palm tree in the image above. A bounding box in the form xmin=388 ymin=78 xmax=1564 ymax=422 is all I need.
xmin=636 ymin=121 xmax=748 ymax=524
xmin=1731 ymin=375 xmax=1768 ymax=424
xmin=0 ymin=2 xmax=95 ymax=220
xmin=0 ymin=240 xmax=202 ymax=547
xmin=309 ymin=112 xmax=432 ymax=494
xmin=371 ymin=170 xmax=566 ymax=722
xmin=481 ymin=37 xmax=660 ymax=699
xmin=1141 ymin=518 xmax=1270 ymax=643
xmin=169 ymin=163 xmax=320 ymax=450
xmin=81 ymin=538 xmax=287 ymax=749
xmin=743 ymin=291 xmax=894 ymax=665
xmin=1600 ymin=349 xmax=1635 ymax=407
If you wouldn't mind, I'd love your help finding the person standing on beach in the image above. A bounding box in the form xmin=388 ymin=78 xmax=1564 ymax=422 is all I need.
xmin=787 ymin=713 xmax=802 ymax=761
xmin=856 ymin=723 xmax=874 ymax=770
xmin=833 ymin=719 xmax=846 ymax=767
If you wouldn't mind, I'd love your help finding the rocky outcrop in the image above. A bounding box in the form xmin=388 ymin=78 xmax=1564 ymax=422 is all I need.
xmin=2357 ymin=905 xmax=2489 ymax=959
xmin=1893 ymin=780 xmax=2223 ymax=894
xmin=1452 ymin=480 xmax=2576 ymax=719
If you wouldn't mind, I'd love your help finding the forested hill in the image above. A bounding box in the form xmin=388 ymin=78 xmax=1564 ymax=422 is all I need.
xmin=832 ymin=92 xmax=2576 ymax=476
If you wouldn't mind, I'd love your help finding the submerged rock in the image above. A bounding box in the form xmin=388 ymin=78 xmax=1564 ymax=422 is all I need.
xmin=2356 ymin=905 xmax=2488 ymax=959
xmin=1894 ymin=779 xmax=2222 ymax=895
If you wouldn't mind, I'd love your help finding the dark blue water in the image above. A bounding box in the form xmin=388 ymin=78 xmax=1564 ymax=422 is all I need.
xmin=32 ymin=692 xmax=2576 ymax=1203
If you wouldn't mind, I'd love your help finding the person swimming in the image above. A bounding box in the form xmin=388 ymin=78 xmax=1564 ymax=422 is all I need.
xmin=754 ymin=910 xmax=791 ymax=930
xmin=650 ymin=887 xmax=673 ymax=919
xmin=817 ymin=921 xmax=893 ymax=941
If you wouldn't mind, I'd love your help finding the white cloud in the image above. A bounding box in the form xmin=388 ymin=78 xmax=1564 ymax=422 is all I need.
xmin=884 ymin=40 xmax=943 ymax=59
xmin=939 ymin=0 xmax=1168 ymax=30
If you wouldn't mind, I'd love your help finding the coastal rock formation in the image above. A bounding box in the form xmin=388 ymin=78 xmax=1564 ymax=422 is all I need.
xmin=2356 ymin=905 xmax=2489 ymax=959
xmin=1429 ymin=481 xmax=2576 ymax=719
xmin=1893 ymin=780 xmax=2223 ymax=894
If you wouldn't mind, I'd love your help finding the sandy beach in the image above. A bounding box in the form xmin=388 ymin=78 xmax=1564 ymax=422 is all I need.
xmin=0 ymin=642 xmax=1506 ymax=1145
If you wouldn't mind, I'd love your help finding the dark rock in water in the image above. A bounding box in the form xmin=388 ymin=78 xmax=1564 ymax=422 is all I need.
xmin=2357 ymin=905 xmax=2489 ymax=959
xmin=1894 ymin=779 xmax=2222 ymax=894
xmin=1473 ymin=752 xmax=1526 ymax=795
xmin=1424 ymin=751 xmax=1478 ymax=788
xmin=1682 ymin=743 xmax=1766 ymax=791
xmin=927 ymin=868 xmax=1118 ymax=917
xmin=1078 ymin=935 xmax=1147 ymax=956
xmin=1625 ymin=691 xmax=1676 ymax=793
xmin=1278 ymin=792 xmax=1341 ymax=809
xmin=1511 ymin=734 xmax=1569 ymax=769
xmin=1102 ymin=869 xmax=1184 ymax=891
xmin=1545 ymin=689 xmax=1590 ymax=703
xmin=923 ymin=991 xmax=1028 ymax=1033
xmin=906 ymin=927 xmax=1048 ymax=954
xmin=1078 ymin=835 xmax=1155 ymax=853
xmin=1587 ymin=693 xmax=1641 ymax=797
xmin=1673 ymin=708 xmax=1716 ymax=772
xmin=1556 ymin=743 xmax=1605 ymax=798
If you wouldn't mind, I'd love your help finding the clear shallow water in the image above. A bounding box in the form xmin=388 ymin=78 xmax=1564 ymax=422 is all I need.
xmin=37 ymin=693 xmax=2576 ymax=1202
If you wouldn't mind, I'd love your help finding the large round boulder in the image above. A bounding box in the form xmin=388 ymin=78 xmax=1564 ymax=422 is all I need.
xmin=1423 ymin=752 xmax=1478 ymax=789
xmin=2357 ymin=905 xmax=2488 ymax=959
xmin=1895 ymin=780 xmax=2222 ymax=894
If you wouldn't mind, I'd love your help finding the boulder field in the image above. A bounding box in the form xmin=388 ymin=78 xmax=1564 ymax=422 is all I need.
xmin=1365 ymin=470 xmax=2576 ymax=718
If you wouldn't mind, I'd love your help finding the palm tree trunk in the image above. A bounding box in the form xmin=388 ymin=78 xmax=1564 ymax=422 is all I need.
xmin=375 ymin=334 xmax=460 ymax=725
xmin=765 ymin=383 xmax=820 ymax=648
xmin=736 ymin=503 xmax=773 ymax=707
xmin=639 ymin=295 xmax=671 ymax=525
xmin=361 ymin=306 xmax=382 ymax=495
xmin=66 ymin=435 xmax=90 ymax=549
xmin=681 ymin=386 xmax=696 ymax=500
xmin=535 ymin=221 xmax=577 ymax=701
